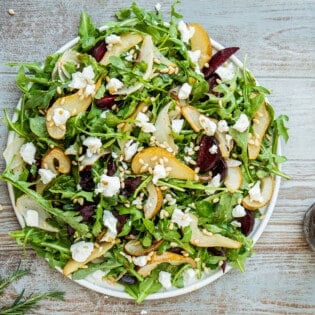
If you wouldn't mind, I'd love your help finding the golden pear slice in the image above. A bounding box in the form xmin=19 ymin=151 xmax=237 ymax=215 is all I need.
xmin=137 ymin=251 xmax=196 ymax=277
xmin=63 ymin=242 xmax=114 ymax=276
xmin=41 ymin=148 xmax=71 ymax=174
xmin=181 ymin=105 xmax=203 ymax=132
xmin=242 ymin=176 xmax=274 ymax=211
xmin=46 ymin=78 xmax=102 ymax=139
xmin=131 ymin=147 xmax=196 ymax=181
xmin=189 ymin=214 xmax=242 ymax=248
xmin=248 ymin=102 xmax=271 ymax=160
xmin=124 ymin=239 xmax=163 ymax=256
xmin=188 ymin=23 xmax=212 ymax=69
xmin=100 ymin=33 xmax=143 ymax=66
xmin=224 ymin=165 xmax=243 ymax=193
xmin=143 ymin=181 xmax=163 ymax=219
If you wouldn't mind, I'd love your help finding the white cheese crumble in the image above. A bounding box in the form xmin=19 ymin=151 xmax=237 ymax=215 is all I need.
xmin=216 ymin=62 xmax=236 ymax=81
xmin=217 ymin=120 xmax=229 ymax=133
xmin=106 ymin=78 xmax=124 ymax=94
xmin=95 ymin=174 xmax=121 ymax=197
xmin=105 ymin=34 xmax=121 ymax=45
xmin=158 ymin=271 xmax=172 ymax=289
xmin=65 ymin=144 xmax=77 ymax=155
xmin=209 ymin=144 xmax=218 ymax=154
xmin=123 ymin=140 xmax=139 ymax=162
xmin=177 ymin=20 xmax=195 ymax=44
xmin=133 ymin=255 xmax=149 ymax=267
xmin=38 ymin=168 xmax=57 ymax=184
xmin=183 ymin=268 xmax=197 ymax=286
xmin=83 ymin=136 xmax=102 ymax=157
xmin=199 ymin=115 xmax=217 ymax=136
xmin=155 ymin=2 xmax=161 ymax=12
xmin=19 ymin=142 xmax=36 ymax=165
xmin=135 ymin=112 xmax=156 ymax=133
xmin=231 ymin=220 xmax=242 ymax=228
xmin=210 ymin=174 xmax=221 ymax=187
xmin=24 ymin=209 xmax=39 ymax=227
xmin=232 ymin=114 xmax=250 ymax=133
xmin=92 ymin=270 xmax=106 ymax=282
xmin=68 ymin=65 xmax=96 ymax=96
xmin=102 ymin=210 xmax=118 ymax=242
xmin=52 ymin=107 xmax=71 ymax=127
xmin=152 ymin=164 xmax=167 ymax=184
xmin=232 ymin=204 xmax=246 ymax=218
xmin=249 ymin=181 xmax=264 ymax=202
xmin=171 ymin=119 xmax=184 ymax=133
xmin=70 ymin=241 xmax=94 ymax=262
xmin=178 ymin=82 xmax=192 ymax=100
xmin=188 ymin=49 xmax=202 ymax=73
xmin=171 ymin=208 xmax=192 ymax=228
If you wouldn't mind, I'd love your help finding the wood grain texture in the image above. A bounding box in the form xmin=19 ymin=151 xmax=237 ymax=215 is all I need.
xmin=0 ymin=0 xmax=314 ymax=314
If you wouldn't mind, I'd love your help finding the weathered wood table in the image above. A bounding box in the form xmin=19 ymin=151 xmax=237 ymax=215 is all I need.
xmin=0 ymin=0 xmax=314 ymax=314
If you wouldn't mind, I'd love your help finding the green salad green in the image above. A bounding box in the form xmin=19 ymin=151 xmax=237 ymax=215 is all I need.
xmin=1 ymin=2 xmax=289 ymax=303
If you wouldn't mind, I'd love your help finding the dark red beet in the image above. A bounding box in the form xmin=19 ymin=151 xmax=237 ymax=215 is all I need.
xmin=211 ymin=157 xmax=227 ymax=181
xmin=89 ymin=41 xmax=107 ymax=62
xmin=196 ymin=135 xmax=220 ymax=173
xmin=208 ymin=248 xmax=227 ymax=272
xmin=78 ymin=203 xmax=97 ymax=223
xmin=169 ymin=247 xmax=183 ymax=255
xmin=203 ymin=47 xmax=239 ymax=79
xmin=95 ymin=95 xmax=116 ymax=109
xmin=107 ymin=156 xmax=117 ymax=176
xmin=67 ymin=225 xmax=75 ymax=237
xmin=119 ymin=274 xmax=137 ymax=285
xmin=79 ymin=166 xmax=94 ymax=191
xmin=207 ymin=73 xmax=223 ymax=97
xmin=237 ymin=210 xmax=255 ymax=236
xmin=121 ymin=177 xmax=142 ymax=197
xmin=112 ymin=210 xmax=130 ymax=234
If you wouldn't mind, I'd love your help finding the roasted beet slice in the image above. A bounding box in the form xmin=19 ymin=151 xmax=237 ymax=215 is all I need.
xmin=107 ymin=156 xmax=117 ymax=176
xmin=211 ymin=157 xmax=227 ymax=181
xmin=78 ymin=203 xmax=97 ymax=223
xmin=67 ymin=225 xmax=75 ymax=237
xmin=237 ymin=210 xmax=255 ymax=236
xmin=208 ymin=248 xmax=227 ymax=272
xmin=89 ymin=41 xmax=107 ymax=62
xmin=207 ymin=73 xmax=223 ymax=97
xmin=95 ymin=95 xmax=116 ymax=109
xmin=196 ymin=135 xmax=221 ymax=173
xmin=121 ymin=177 xmax=142 ymax=197
xmin=203 ymin=47 xmax=239 ymax=79
xmin=79 ymin=166 xmax=94 ymax=191
xmin=169 ymin=247 xmax=183 ymax=255
xmin=112 ymin=210 xmax=130 ymax=234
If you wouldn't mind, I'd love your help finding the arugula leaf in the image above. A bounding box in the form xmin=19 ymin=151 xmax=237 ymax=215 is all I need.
xmin=78 ymin=11 xmax=100 ymax=51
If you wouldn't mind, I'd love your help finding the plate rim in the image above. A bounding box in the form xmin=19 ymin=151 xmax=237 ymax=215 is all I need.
xmin=6 ymin=35 xmax=281 ymax=300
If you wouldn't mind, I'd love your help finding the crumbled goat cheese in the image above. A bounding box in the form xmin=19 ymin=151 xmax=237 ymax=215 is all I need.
xmin=225 ymin=134 xmax=233 ymax=148
xmin=210 ymin=174 xmax=221 ymax=187
xmin=125 ymin=51 xmax=134 ymax=62
xmin=232 ymin=204 xmax=247 ymax=218
xmin=106 ymin=78 xmax=124 ymax=94
xmin=102 ymin=210 xmax=118 ymax=242
xmin=65 ymin=144 xmax=77 ymax=155
xmin=226 ymin=159 xmax=242 ymax=167
xmin=216 ymin=62 xmax=236 ymax=81
xmin=177 ymin=20 xmax=195 ymax=44
xmin=209 ymin=144 xmax=218 ymax=154
xmin=249 ymin=181 xmax=264 ymax=202
xmin=19 ymin=142 xmax=36 ymax=165
xmin=95 ymin=174 xmax=121 ymax=197
xmin=83 ymin=137 xmax=102 ymax=157
xmin=135 ymin=112 xmax=156 ymax=133
xmin=155 ymin=2 xmax=162 ymax=12
xmin=171 ymin=119 xmax=184 ymax=133
xmin=124 ymin=140 xmax=139 ymax=162
xmin=92 ymin=270 xmax=106 ymax=282
xmin=24 ymin=209 xmax=39 ymax=227
xmin=232 ymin=114 xmax=250 ymax=133
xmin=105 ymin=34 xmax=121 ymax=45
xmin=171 ymin=208 xmax=192 ymax=228
xmin=38 ymin=168 xmax=57 ymax=184
xmin=133 ymin=255 xmax=149 ymax=267
xmin=231 ymin=220 xmax=242 ymax=228
xmin=69 ymin=65 xmax=96 ymax=96
xmin=217 ymin=120 xmax=229 ymax=133
xmin=199 ymin=115 xmax=217 ymax=136
xmin=70 ymin=241 xmax=94 ymax=262
xmin=152 ymin=164 xmax=167 ymax=184
xmin=183 ymin=268 xmax=197 ymax=286
xmin=158 ymin=271 xmax=172 ymax=289
xmin=188 ymin=50 xmax=202 ymax=73
xmin=52 ymin=107 xmax=71 ymax=127
xmin=100 ymin=110 xmax=109 ymax=119
xmin=178 ymin=82 xmax=192 ymax=100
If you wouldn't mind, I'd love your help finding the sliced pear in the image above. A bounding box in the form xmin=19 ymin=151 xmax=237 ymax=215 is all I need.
xmin=242 ymin=176 xmax=274 ymax=211
xmin=100 ymin=33 xmax=143 ymax=66
xmin=63 ymin=242 xmax=114 ymax=276
xmin=131 ymin=147 xmax=196 ymax=181
xmin=189 ymin=214 xmax=242 ymax=248
xmin=120 ymin=101 xmax=147 ymax=134
xmin=41 ymin=148 xmax=71 ymax=174
xmin=137 ymin=251 xmax=196 ymax=277
xmin=16 ymin=194 xmax=58 ymax=232
xmin=181 ymin=105 xmax=203 ymax=132
xmin=46 ymin=78 xmax=102 ymax=139
xmin=188 ymin=23 xmax=212 ymax=69
xmin=215 ymin=130 xmax=233 ymax=158
xmin=248 ymin=102 xmax=271 ymax=160
xmin=3 ymin=137 xmax=25 ymax=176
xmin=124 ymin=239 xmax=163 ymax=256
xmin=153 ymin=102 xmax=178 ymax=154
xmin=224 ymin=165 xmax=242 ymax=192
xmin=143 ymin=181 xmax=163 ymax=219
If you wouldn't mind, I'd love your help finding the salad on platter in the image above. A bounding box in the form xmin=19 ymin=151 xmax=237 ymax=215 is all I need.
xmin=1 ymin=2 xmax=289 ymax=303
